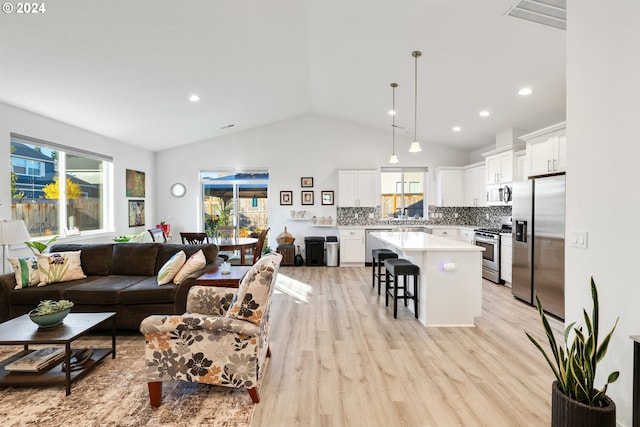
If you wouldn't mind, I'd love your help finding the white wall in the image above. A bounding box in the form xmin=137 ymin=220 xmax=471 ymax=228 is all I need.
xmin=0 ymin=102 xmax=155 ymax=263
xmin=566 ymin=1 xmax=640 ymax=425
xmin=155 ymin=114 xmax=470 ymax=248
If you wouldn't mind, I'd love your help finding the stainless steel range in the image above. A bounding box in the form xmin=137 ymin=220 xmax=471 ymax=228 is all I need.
xmin=474 ymin=225 xmax=511 ymax=284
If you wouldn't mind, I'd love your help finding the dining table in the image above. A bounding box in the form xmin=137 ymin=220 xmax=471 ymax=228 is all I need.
xmin=216 ymin=237 xmax=259 ymax=265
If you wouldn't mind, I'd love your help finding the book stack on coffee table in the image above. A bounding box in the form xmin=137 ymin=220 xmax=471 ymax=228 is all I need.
xmin=5 ymin=347 xmax=65 ymax=372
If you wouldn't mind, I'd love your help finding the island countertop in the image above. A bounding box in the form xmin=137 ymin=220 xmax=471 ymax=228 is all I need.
xmin=369 ymin=231 xmax=484 ymax=252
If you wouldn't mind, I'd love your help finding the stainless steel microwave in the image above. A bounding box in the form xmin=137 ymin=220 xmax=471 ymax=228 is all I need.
xmin=487 ymin=184 xmax=512 ymax=206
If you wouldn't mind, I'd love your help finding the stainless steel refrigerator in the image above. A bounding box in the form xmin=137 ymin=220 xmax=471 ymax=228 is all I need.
xmin=511 ymin=174 xmax=565 ymax=319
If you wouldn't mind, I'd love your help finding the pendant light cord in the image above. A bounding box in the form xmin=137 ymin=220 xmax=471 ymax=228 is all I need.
xmin=391 ymin=82 xmax=397 ymax=154
xmin=414 ymin=53 xmax=418 ymax=142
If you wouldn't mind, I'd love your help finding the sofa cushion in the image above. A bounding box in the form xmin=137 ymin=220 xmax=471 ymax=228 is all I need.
xmin=173 ymin=249 xmax=206 ymax=284
xmin=111 ymin=243 xmax=159 ymax=276
xmin=37 ymin=251 xmax=87 ymax=285
xmin=157 ymin=251 xmax=186 ymax=285
xmin=9 ymin=278 xmax=99 ymax=305
xmin=8 ymin=257 xmax=40 ymax=289
xmin=64 ymin=275 xmax=150 ymax=305
xmin=154 ymin=244 xmax=218 ymax=275
xmin=49 ymin=243 xmax=114 ymax=276
xmin=119 ymin=277 xmax=177 ymax=305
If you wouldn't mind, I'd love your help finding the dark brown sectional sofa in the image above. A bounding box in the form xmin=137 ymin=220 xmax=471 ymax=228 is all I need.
xmin=0 ymin=242 xmax=219 ymax=330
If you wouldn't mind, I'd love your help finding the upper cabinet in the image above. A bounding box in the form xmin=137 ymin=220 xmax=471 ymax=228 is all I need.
xmin=464 ymin=163 xmax=487 ymax=207
xmin=514 ymin=150 xmax=528 ymax=182
xmin=520 ymin=122 xmax=567 ymax=177
xmin=435 ymin=167 xmax=464 ymax=207
xmin=485 ymin=150 xmax=513 ymax=184
xmin=338 ymin=169 xmax=378 ymax=207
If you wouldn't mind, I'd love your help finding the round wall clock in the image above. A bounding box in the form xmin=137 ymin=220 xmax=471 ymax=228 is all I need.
xmin=170 ymin=183 xmax=186 ymax=197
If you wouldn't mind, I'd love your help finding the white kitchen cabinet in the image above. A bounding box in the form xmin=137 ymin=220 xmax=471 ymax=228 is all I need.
xmin=458 ymin=228 xmax=475 ymax=244
xmin=521 ymin=122 xmax=567 ymax=177
xmin=501 ymin=234 xmax=512 ymax=283
xmin=339 ymin=228 xmax=365 ymax=264
xmin=514 ymin=150 xmax=528 ymax=182
xmin=464 ymin=163 xmax=487 ymax=207
xmin=485 ymin=151 xmax=513 ymax=184
xmin=431 ymin=228 xmax=459 ymax=240
xmin=338 ymin=170 xmax=378 ymax=207
xmin=435 ymin=167 xmax=464 ymax=207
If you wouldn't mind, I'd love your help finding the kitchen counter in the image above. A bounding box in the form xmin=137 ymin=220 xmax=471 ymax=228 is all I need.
xmin=370 ymin=231 xmax=483 ymax=327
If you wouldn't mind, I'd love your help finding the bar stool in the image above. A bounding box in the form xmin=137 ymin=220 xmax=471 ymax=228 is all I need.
xmin=384 ymin=258 xmax=419 ymax=319
xmin=371 ymin=249 xmax=398 ymax=295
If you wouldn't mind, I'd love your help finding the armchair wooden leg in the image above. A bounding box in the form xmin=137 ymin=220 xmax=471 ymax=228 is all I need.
xmin=247 ymin=387 xmax=260 ymax=403
xmin=266 ymin=345 xmax=271 ymax=358
xmin=148 ymin=382 xmax=162 ymax=407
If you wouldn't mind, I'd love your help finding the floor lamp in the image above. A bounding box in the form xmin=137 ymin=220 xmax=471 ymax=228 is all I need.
xmin=0 ymin=220 xmax=30 ymax=274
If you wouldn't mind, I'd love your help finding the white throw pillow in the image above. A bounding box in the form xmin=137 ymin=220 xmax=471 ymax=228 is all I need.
xmin=157 ymin=250 xmax=186 ymax=285
xmin=37 ymin=251 xmax=87 ymax=286
xmin=173 ymin=249 xmax=206 ymax=284
xmin=9 ymin=257 xmax=40 ymax=289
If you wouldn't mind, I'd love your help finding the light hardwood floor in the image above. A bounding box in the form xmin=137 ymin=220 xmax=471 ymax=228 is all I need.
xmin=252 ymin=266 xmax=561 ymax=427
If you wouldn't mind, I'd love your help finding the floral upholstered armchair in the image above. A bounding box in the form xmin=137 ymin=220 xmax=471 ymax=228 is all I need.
xmin=140 ymin=252 xmax=282 ymax=405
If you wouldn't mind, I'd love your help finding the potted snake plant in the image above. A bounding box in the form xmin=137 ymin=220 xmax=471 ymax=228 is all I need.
xmin=526 ymin=276 xmax=618 ymax=427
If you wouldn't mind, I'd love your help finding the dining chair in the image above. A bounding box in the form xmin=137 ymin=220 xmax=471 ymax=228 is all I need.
xmin=251 ymin=228 xmax=270 ymax=265
xmin=180 ymin=232 xmax=209 ymax=245
xmin=148 ymin=228 xmax=167 ymax=243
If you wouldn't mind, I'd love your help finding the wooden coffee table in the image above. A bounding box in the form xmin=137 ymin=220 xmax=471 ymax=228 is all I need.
xmin=0 ymin=312 xmax=116 ymax=395
xmin=196 ymin=265 xmax=251 ymax=288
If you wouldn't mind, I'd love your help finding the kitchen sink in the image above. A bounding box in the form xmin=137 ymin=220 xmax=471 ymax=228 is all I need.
xmin=392 ymin=227 xmax=430 ymax=233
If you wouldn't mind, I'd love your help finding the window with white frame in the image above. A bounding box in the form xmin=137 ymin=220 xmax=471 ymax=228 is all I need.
xmin=380 ymin=167 xmax=428 ymax=219
xmin=10 ymin=133 xmax=112 ymax=237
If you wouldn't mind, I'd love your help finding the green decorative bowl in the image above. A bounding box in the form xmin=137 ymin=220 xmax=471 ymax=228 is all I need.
xmin=28 ymin=308 xmax=71 ymax=328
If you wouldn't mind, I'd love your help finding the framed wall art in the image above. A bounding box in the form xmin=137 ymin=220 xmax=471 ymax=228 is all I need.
xmin=125 ymin=169 xmax=145 ymax=197
xmin=321 ymin=190 xmax=334 ymax=205
xmin=280 ymin=190 xmax=293 ymax=205
xmin=301 ymin=190 xmax=314 ymax=205
xmin=301 ymin=177 xmax=314 ymax=188
xmin=128 ymin=199 xmax=145 ymax=227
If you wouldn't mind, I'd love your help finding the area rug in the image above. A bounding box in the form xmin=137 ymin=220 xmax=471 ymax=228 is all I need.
xmin=0 ymin=334 xmax=254 ymax=427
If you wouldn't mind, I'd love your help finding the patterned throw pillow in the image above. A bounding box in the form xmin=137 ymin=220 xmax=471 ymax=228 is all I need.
xmin=8 ymin=257 xmax=40 ymax=289
xmin=157 ymin=250 xmax=186 ymax=285
xmin=173 ymin=249 xmax=206 ymax=284
xmin=37 ymin=251 xmax=87 ymax=286
xmin=226 ymin=253 xmax=281 ymax=325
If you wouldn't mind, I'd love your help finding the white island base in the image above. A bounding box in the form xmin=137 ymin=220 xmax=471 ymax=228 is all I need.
xmin=370 ymin=231 xmax=484 ymax=327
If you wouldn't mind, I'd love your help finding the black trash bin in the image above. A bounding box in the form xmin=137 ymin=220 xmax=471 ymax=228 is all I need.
xmin=304 ymin=236 xmax=325 ymax=266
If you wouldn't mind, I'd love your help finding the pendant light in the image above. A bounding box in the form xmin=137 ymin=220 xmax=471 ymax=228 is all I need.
xmin=389 ymin=83 xmax=399 ymax=164
xmin=409 ymin=50 xmax=423 ymax=153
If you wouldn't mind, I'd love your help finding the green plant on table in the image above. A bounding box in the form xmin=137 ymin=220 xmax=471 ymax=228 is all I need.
xmin=31 ymin=299 xmax=74 ymax=315
xmin=25 ymin=235 xmax=59 ymax=255
xmin=525 ymin=276 xmax=619 ymax=407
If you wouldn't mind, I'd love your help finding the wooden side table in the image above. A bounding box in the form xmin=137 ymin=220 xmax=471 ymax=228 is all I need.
xmin=277 ymin=244 xmax=295 ymax=266
xmin=196 ymin=265 xmax=251 ymax=288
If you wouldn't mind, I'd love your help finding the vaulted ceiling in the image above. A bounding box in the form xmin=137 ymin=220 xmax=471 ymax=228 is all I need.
xmin=0 ymin=0 xmax=565 ymax=152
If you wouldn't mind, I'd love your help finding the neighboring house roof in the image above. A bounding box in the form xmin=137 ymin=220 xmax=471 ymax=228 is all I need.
xmin=11 ymin=142 xmax=54 ymax=162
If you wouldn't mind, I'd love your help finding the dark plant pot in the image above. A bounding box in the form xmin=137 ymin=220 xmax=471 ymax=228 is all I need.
xmin=551 ymin=381 xmax=616 ymax=427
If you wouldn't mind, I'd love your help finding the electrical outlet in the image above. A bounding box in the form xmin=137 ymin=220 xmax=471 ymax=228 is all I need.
xmin=454 ymin=213 xmax=459 ymax=218
xmin=354 ymin=213 xmax=358 ymax=218
xmin=486 ymin=213 xmax=489 ymax=220
xmin=570 ymin=230 xmax=588 ymax=249
xmin=368 ymin=213 xmax=374 ymax=219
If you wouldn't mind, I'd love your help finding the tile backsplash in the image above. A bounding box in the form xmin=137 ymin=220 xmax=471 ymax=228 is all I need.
xmin=336 ymin=206 xmax=511 ymax=228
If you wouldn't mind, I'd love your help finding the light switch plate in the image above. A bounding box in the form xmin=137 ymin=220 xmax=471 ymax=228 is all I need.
xmin=570 ymin=230 xmax=588 ymax=249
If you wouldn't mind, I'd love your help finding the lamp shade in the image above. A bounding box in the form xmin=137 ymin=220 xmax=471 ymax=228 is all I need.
xmin=0 ymin=220 xmax=30 ymax=245
xmin=409 ymin=141 xmax=422 ymax=153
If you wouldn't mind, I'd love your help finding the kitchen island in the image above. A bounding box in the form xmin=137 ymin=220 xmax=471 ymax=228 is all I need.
xmin=370 ymin=231 xmax=484 ymax=327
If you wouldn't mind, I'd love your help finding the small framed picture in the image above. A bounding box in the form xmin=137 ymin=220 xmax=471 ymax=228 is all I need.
xmin=301 ymin=177 xmax=314 ymax=188
xmin=321 ymin=190 xmax=334 ymax=205
xmin=280 ymin=190 xmax=293 ymax=205
xmin=128 ymin=199 xmax=145 ymax=227
xmin=301 ymin=190 xmax=314 ymax=205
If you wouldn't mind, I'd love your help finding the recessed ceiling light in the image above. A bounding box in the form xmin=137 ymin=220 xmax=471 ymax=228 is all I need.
xmin=452 ymin=126 xmax=461 ymax=132
xmin=518 ymin=87 xmax=533 ymax=96
xmin=189 ymin=94 xmax=200 ymax=102
xmin=479 ymin=110 xmax=490 ymax=117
